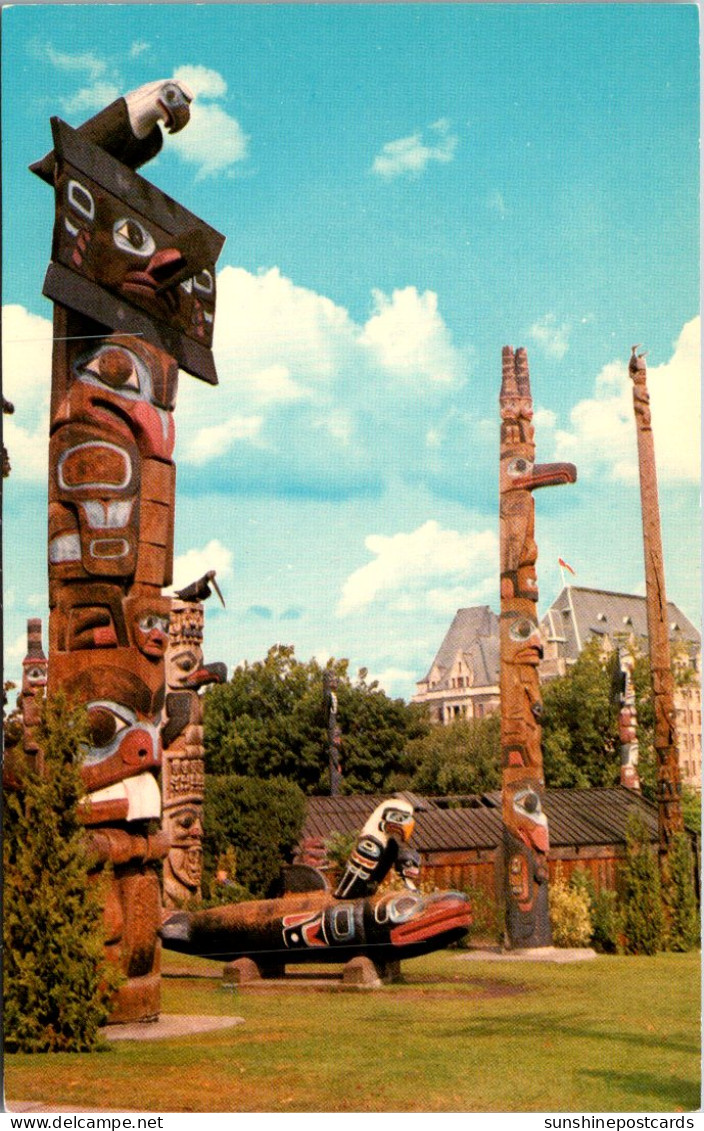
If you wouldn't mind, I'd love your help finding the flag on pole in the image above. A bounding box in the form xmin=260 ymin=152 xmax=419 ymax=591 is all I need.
xmin=558 ymin=557 xmax=576 ymax=575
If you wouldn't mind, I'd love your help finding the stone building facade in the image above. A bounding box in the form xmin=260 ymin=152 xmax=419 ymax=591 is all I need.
xmin=540 ymin=586 xmax=701 ymax=790
xmin=413 ymin=589 xmax=701 ymax=790
xmin=412 ymin=606 xmax=500 ymax=724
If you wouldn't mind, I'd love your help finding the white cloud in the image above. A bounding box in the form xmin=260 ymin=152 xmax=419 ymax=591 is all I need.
xmin=173 ymin=64 xmax=228 ymax=100
xmin=175 ymin=267 xmax=464 ymax=483
xmin=168 ymin=67 xmax=248 ymax=179
xmin=367 ymin=667 xmax=418 ymax=696
xmin=529 ymin=314 xmax=571 ymax=360
xmin=43 ymin=45 xmax=109 ymax=82
xmin=130 ymin=41 xmax=151 ymax=59
xmin=183 ymin=414 xmax=264 ymax=465
xmin=337 ymin=520 xmax=497 ymax=616
xmin=361 ymin=287 xmax=462 ymax=384
xmin=2 ymin=305 xmax=53 ymax=482
xmin=169 ymin=538 xmax=234 ymax=594
xmin=372 ymin=119 xmax=458 ymax=179
xmin=62 ymin=82 xmax=122 ymax=116
xmin=551 ymin=317 xmax=700 ymax=483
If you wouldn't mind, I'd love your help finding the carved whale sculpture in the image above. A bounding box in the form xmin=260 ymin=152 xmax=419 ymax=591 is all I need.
xmin=160 ymin=796 xmax=472 ymax=973
xmin=160 ymin=882 xmax=472 ymax=969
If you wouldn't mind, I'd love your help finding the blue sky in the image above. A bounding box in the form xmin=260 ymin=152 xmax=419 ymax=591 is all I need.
xmin=2 ymin=3 xmax=700 ymax=702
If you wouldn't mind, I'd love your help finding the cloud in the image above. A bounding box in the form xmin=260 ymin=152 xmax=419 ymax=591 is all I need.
xmin=247 ymin=605 xmax=273 ymax=620
xmin=174 ymin=266 xmax=467 ymax=501
xmin=173 ymin=64 xmax=227 ymax=100
xmin=168 ymin=65 xmax=248 ymax=178
xmin=36 ymin=43 xmax=121 ymax=119
xmin=1 ymin=305 xmax=53 ymax=482
xmin=130 ymin=41 xmax=151 ymax=59
xmin=337 ymin=520 xmax=497 ymax=616
xmin=371 ymin=119 xmax=458 ymax=179
xmin=550 ymin=316 xmax=700 ymax=482
xmin=360 ymin=287 xmax=462 ymax=384
xmin=367 ymin=667 xmax=418 ymax=697
xmin=169 ymin=539 xmax=234 ymax=594
xmin=183 ymin=413 xmax=264 ymax=465
xmin=529 ymin=314 xmax=571 ymax=360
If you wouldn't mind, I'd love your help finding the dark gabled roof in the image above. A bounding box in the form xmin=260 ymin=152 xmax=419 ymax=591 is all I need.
xmin=300 ymin=787 xmax=665 ymax=855
xmin=542 ymin=586 xmax=700 ymax=663
xmin=419 ymin=605 xmax=500 ymax=686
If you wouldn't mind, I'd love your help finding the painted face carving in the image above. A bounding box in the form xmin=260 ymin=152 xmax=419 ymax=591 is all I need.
xmin=41 ymin=118 xmax=225 ymax=384
xmin=500 ymin=347 xmax=576 ymax=947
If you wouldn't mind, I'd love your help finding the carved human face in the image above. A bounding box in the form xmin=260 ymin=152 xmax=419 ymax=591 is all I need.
xmin=501 ymin=608 xmax=543 ymax=668
xmin=165 ymin=804 xmax=204 ymax=890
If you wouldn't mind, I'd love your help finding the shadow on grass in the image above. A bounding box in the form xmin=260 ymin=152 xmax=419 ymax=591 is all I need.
xmin=578 ymin=1069 xmax=701 ymax=1112
xmin=441 ymin=1013 xmax=699 ymax=1057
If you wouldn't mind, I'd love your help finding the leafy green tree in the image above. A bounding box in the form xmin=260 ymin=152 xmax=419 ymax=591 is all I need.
xmin=620 ymin=812 xmax=665 ymax=955
xmin=391 ymin=714 xmax=501 ymax=795
xmin=541 ymin=640 xmax=621 ymax=788
xmin=202 ymin=774 xmax=307 ymax=898
xmin=3 ymin=694 xmax=120 ymax=1052
xmin=203 ymin=645 xmax=428 ymax=794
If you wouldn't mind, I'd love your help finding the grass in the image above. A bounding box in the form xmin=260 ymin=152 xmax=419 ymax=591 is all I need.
xmin=4 ymin=948 xmax=700 ymax=1113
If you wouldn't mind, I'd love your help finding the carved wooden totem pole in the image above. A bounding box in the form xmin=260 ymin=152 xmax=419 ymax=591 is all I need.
xmin=162 ymin=572 xmax=226 ymax=909
xmin=628 ymin=347 xmax=683 ymax=859
xmin=616 ymin=646 xmax=641 ymax=791
xmin=20 ymin=619 xmax=49 ymax=774
xmin=499 ymin=346 xmax=576 ymax=947
xmin=33 ymin=81 xmax=224 ymax=1020
xmin=323 ymin=671 xmax=343 ymax=796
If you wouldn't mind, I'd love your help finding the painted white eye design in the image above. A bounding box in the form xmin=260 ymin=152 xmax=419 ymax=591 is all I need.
xmin=509 ymin=617 xmax=539 ymax=643
xmin=84 ymin=702 xmax=135 ymax=759
xmin=193 ymin=269 xmax=214 ymax=295
xmin=67 ymin=179 xmax=95 ymax=221
xmin=25 ymin=666 xmax=46 ymax=682
xmin=113 ymin=217 xmax=156 ymax=258
xmin=139 ymin=614 xmax=170 ymax=634
xmin=507 ymin=457 xmax=532 ymax=478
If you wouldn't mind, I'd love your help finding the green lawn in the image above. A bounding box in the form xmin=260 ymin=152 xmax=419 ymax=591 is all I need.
xmin=5 ymin=949 xmax=700 ymax=1113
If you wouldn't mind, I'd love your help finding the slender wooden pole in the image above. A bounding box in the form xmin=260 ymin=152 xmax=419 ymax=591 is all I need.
xmin=499 ymin=346 xmax=576 ymax=947
xmin=628 ymin=347 xmax=684 ymax=859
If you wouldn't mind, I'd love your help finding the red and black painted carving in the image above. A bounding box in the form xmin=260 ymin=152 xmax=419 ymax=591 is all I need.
xmin=33 ymin=80 xmax=224 ymax=1021
xmin=499 ymin=347 xmax=576 ymax=948
xmin=161 ymin=576 xmax=226 ymax=909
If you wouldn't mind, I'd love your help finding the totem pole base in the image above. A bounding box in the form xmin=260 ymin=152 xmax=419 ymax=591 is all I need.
xmin=107 ymin=973 xmax=161 ymax=1025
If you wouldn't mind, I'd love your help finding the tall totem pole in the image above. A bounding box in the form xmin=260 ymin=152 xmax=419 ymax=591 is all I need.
xmin=33 ymin=81 xmax=224 ymax=1020
xmin=628 ymin=347 xmax=683 ymax=860
xmin=499 ymin=346 xmax=576 ymax=948
xmin=162 ymin=572 xmax=227 ymax=909
xmin=323 ymin=671 xmax=343 ymax=796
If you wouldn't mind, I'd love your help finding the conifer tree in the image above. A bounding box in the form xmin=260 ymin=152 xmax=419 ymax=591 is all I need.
xmin=662 ymin=831 xmax=700 ymax=952
xmin=620 ymin=812 xmax=665 ymax=955
xmin=3 ymin=693 xmax=121 ymax=1052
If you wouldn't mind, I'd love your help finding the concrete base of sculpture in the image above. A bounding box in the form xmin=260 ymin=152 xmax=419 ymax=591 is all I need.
xmin=101 ymin=1014 xmax=245 ymax=1041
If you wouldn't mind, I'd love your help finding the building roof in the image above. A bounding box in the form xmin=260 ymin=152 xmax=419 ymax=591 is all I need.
xmin=300 ymin=787 xmax=666 ymax=855
xmin=418 ymin=605 xmax=500 ymax=688
xmin=542 ymin=586 xmax=700 ymax=663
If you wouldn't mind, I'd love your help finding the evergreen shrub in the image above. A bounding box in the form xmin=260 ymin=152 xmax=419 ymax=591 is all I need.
xmin=3 ymin=694 xmax=120 ymax=1052
xmin=620 ymin=813 xmax=665 ymax=955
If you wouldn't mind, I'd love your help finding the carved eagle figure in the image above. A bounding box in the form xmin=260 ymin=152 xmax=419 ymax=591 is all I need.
xmin=31 ymin=78 xmax=193 ymax=182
